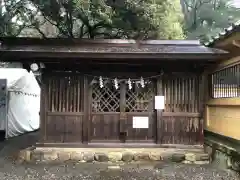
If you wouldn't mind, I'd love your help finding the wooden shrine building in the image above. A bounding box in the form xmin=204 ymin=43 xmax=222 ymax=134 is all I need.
xmin=203 ymin=21 xmax=240 ymax=169
xmin=0 ymin=37 xmax=229 ymax=148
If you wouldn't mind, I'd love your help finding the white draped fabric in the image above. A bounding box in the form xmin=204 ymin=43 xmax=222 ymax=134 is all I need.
xmin=0 ymin=68 xmax=40 ymax=138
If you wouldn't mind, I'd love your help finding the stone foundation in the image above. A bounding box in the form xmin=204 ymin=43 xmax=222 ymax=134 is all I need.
xmin=204 ymin=139 xmax=240 ymax=173
xmin=16 ymin=147 xmax=210 ymax=165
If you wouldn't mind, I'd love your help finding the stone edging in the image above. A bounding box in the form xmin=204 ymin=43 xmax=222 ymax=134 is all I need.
xmin=17 ymin=148 xmax=210 ymax=165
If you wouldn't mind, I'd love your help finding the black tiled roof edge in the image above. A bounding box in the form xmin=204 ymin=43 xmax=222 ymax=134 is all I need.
xmin=203 ymin=20 xmax=240 ymax=47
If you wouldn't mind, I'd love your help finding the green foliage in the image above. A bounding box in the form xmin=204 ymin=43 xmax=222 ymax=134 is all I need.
xmin=153 ymin=0 xmax=185 ymax=39
xmin=0 ymin=0 xmax=185 ymax=39
xmin=181 ymin=0 xmax=240 ymax=41
xmin=28 ymin=0 xmax=162 ymax=39
xmin=0 ymin=0 xmax=28 ymax=36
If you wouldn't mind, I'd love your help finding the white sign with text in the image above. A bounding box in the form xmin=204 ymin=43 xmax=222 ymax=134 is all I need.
xmin=155 ymin=96 xmax=165 ymax=110
xmin=132 ymin=116 xmax=149 ymax=129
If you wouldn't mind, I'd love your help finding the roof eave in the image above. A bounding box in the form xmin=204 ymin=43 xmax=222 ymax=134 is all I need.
xmin=0 ymin=50 xmax=229 ymax=62
xmin=204 ymin=20 xmax=240 ymax=47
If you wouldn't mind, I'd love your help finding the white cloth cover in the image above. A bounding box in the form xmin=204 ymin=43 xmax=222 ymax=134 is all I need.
xmin=0 ymin=68 xmax=40 ymax=138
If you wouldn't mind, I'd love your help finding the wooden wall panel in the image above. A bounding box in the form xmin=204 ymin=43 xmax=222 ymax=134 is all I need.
xmin=90 ymin=113 xmax=120 ymax=142
xmin=158 ymin=75 xmax=203 ymax=145
xmin=45 ymin=113 xmax=84 ymax=143
xmin=125 ymin=112 xmax=156 ymax=142
xmin=206 ymin=105 xmax=240 ymax=140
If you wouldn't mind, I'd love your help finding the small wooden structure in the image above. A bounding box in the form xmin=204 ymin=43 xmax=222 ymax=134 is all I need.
xmin=204 ymin=21 xmax=240 ymax=143
xmin=0 ymin=37 xmax=228 ymax=147
xmin=203 ymin=21 xmax=240 ymax=170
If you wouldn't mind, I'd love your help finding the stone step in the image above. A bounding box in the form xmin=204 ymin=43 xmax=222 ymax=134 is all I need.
xmin=16 ymin=147 xmax=210 ymax=165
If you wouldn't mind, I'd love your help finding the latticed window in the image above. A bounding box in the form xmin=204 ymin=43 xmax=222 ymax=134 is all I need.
xmin=211 ymin=64 xmax=240 ymax=98
xmin=91 ymin=80 xmax=155 ymax=112
xmin=126 ymin=81 xmax=155 ymax=112
xmin=92 ymin=83 xmax=120 ymax=112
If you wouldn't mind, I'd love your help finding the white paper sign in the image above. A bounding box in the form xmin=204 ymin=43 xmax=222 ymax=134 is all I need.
xmin=132 ymin=116 xmax=149 ymax=129
xmin=155 ymin=96 xmax=165 ymax=110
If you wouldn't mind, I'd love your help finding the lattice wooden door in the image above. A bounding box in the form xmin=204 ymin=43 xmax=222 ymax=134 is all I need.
xmin=89 ymin=80 xmax=156 ymax=143
xmin=123 ymin=81 xmax=156 ymax=142
xmin=90 ymin=83 xmax=120 ymax=142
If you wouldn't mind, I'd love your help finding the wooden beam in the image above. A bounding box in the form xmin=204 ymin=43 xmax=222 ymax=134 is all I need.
xmin=232 ymin=40 xmax=240 ymax=48
xmin=0 ymin=51 xmax=227 ymax=61
xmin=211 ymin=56 xmax=240 ymax=73
xmin=207 ymin=97 xmax=240 ymax=106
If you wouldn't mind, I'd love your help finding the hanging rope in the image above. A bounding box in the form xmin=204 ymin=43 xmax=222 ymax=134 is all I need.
xmin=87 ymin=71 xmax=164 ymax=89
xmin=8 ymin=90 xmax=40 ymax=97
xmin=85 ymin=71 xmax=164 ymax=81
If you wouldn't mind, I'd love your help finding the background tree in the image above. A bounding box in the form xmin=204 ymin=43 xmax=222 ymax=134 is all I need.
xmin=153 ymin=0 xmax=185 ymax=39
xmin=22 ymin=0 xmax=185 ymax=39
xmin=0 ymin=0 xmax=28 ymax=36
xmin=181 ymin=0 xmax=240 ymax=41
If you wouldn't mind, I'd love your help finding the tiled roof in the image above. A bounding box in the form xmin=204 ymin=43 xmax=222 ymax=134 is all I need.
xmin=204 ymin=20 xmax=240 ymax=47
xmin=0 ymin=38 xmax=227 ymax=54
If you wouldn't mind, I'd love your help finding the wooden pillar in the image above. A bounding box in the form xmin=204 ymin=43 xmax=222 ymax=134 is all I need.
xmin=119 ymin=83 xmax=127 ymax=142
xmin=156 ymin=78 xmax=163 ymax=144
xmin=83 ymin=76 xmax=89 ymax=143
xmin=39 ymin=72 xmax=47 ymax=143
xmin=201 ymin=70 xmax=210 ymax=144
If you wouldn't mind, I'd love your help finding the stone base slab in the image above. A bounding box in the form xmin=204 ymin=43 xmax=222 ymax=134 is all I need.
xmin=17 ymin=147 xmax=210 ymax=165
xmin=204 ymin=139 xmax=240 ymax=172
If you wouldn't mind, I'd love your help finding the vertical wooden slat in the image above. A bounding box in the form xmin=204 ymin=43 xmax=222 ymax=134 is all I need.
xmin=77 ymin=76 xmax=80 ymax=112
xmin=170 ymin=78 xmax=173 ymax=112
xmin=56 ymin=77 xmax=60 ymax=111
xmin=165 ymin=79 xmax=168 ymax=111
xmin=51 ymin=78 xmax=55 ymax=111
xmin=199 ymin=73 xmax=206 ymax=144
xmin=156 ymin=78 xmax=163 ymax=144
xmin=184 ymin=77 xmax=187 ymax=112
xmin=225 ymin=68 xmax=231 ymax=97
xmin=59 ymin=77 xmax=62 ymax=112
xmin=88 ymin=80 xmax=92 ymax=141
xmin=47 ymin=78 xmax=49 ymax=111
xmin=189 ymin=77 xmax=192 ymax=112
xmin=73 ymin=76 xmax=77 ymax=112
xmin=174 ymin=78 xmax=177 ymax=111
xmin=83 ymin=76 xmax=89 ymax=143
xmin=192 ymin=77 xmax=196 ymax=112
xmin=234 ymin=66 xmax=237 ymax=97
xmin=220 ymin=70 xmax=223 ymax=98
xmin=229 ymin=67 xmax=232 ymax=97
xmin=64 ymin=77 xmax=68 ymax=111
xmin=223 ymin=69 xmax=226 ymax=97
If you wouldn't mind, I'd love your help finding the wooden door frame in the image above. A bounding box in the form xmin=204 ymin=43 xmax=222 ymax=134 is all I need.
xmin=87 ymin=78 xmax=158 ymax=143
xmin=119 ymin=83 xmax=127 ymax=142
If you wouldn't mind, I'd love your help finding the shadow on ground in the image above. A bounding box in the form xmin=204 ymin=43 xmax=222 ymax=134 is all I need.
xmin=0 ymin=130 xmax=39 ymax=158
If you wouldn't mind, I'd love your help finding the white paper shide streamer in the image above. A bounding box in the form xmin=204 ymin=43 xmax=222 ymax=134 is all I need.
xmin=99 ymin=76 xmax=103 ymax=88
xmin=114 ymin=78 xmax=119 ymax=89
xmin=128 ymin=78 xmax=132 ymax=90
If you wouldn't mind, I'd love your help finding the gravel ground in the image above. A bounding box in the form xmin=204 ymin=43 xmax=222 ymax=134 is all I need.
xmin=0 ymin=132 xmax=238 ymax=180
xmin=0 ymin=160 xmax=238 ymax=180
